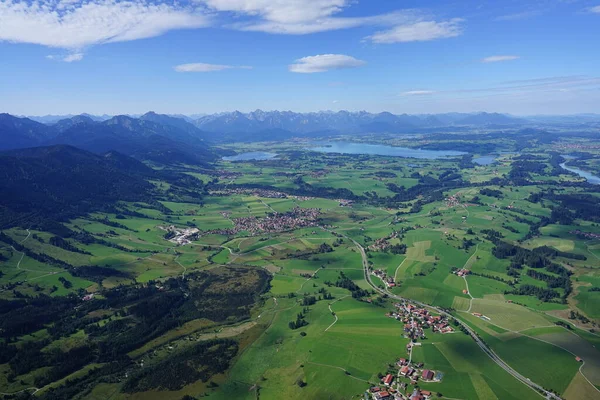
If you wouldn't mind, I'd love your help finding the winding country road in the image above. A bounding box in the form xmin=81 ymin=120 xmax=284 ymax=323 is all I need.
xmin=333 ymin=228 xmax=562 ymax=400
xmin=325 ymin=295 xmax=350 ymax=332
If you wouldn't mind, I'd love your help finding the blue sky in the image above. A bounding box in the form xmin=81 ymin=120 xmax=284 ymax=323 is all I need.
xmin=1 ymin=0 xmax=599 ymax=116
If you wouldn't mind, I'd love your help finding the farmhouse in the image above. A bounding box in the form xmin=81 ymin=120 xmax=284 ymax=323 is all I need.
xmin=422 ymin=369 xmax=434 ymax=381
xmin=383 ymin=374 xmax=394 ymax=386
xmin=455 ymin=268 xmax=470 ymax=277
xmin=372 ymin=268 xmax=397 ymax=288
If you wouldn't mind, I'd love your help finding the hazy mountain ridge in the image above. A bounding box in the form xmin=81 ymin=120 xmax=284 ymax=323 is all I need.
xmin=3 ymin=110 xmax=598 ymax=151
xmin=193 ymin=110 xmax=529 ymax=137
xmin=0 ymin=113 xmax=216 ymax=165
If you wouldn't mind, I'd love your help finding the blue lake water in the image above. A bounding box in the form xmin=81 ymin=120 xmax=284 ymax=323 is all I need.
xmin=310 ymin=142 xmax=466 ymax=159
xmin=223 ymin=151 xmax=278 ymax=161
xmin=473 ymin=155 xmax=497 ymax=166
xmin=560 ymin=163 xmax=600 ymax=185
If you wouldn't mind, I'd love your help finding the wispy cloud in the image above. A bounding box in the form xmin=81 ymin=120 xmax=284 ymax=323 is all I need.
xmin=481 ymin=55 xmax=520 ymax=63
xmin=205 ymin=1 xmax=464 ymax=40
xmin=590 ymin=5 xmax=600 ymax=13
xmin=63 ymin=53 xmax=84 ymax=62
xmin=174 ymin=63 xmax=253 ymax=72
xmin=207 ymin=1 xmax=416 ymax=35
xmin=46 ymin=53 xmax=84 ymax=62
xmin=496 ymin=10 xmax=541 ymax=21
xmin=501 ymin=76 xmax=587 ymax=85
xmin=227 ymin=10 xmax=424 ymax=35
xmin=0 ymin=0 xmax=466 ymax=61
xmin=289 ymin=54 xmax=366 ymax=74
xmin=366 ymin=19 xmax=463 ymax=43
xmin=404 ymin=76 xmax=600 ymax=98
xmin=0 ymin=0 xmax=210 ymax=52
xmin=401 ymin=90 xmax=436 ymax=96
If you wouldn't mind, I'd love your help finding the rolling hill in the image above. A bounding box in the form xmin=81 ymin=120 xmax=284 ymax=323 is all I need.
xmin=0 ymin=145 xmax=153 ymax=225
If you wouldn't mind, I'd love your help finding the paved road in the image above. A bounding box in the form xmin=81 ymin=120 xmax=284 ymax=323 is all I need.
xmin=332 ymin=229 xmax=562 ymax=400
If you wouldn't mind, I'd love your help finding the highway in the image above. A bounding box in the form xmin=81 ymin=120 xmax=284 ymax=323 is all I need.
xmin=337 ymin=230 xmax=562 ymax=400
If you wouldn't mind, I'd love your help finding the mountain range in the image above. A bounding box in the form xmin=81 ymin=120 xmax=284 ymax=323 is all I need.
xmin=0 ymin=112 xmax=215 ymax=165
xmin=192 ymin=111 xmax=528 ymax=139
xmin=3 ymin=110 xmax=597 ymax=157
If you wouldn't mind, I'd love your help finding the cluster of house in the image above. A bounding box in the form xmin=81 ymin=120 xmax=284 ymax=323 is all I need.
xmin=570 ymin=230 xmax=600 ymax=240
xmin=212 ymin=188 xmax=319 ymax=203
xmin=368 ymin=360 xmax=440 ymax=400
xmin=555 ymin=143 xmax=600 ymax=150
xmin=454 ymin=268 xmax=470 ymax=277
xmin=445 ymin=194 xmax=462 ymax=208
xmin=211 ymin=188 xmax=289 ymax=198
xmin=213 ymin=170 xmax=243 ymax=180
xmin=369 ymin=238 xmax=392 ymax=252
xmin=369 ymin=386 xmax=434 ymax=400
xmin=212 ymin=187 xmax=353 ymax=207
xmin=158 ymin=225 xmax=200 ymax=246
xmin=372 ymin=269 xmax=396 ymax=288
xmin=233 ymin=207 xmax=321 ymax=235
xmin=368 ymin=229 xmax=404 ymax=251
xmin=310 ymin=169 xmax=329 ymax=178
xmin=338 ymin=199 xmax=354 ymax=207
xmin=387 ymin=302 xmax=454 ymax=338
xmin=205 ymin=207 xmax=322 ymax=237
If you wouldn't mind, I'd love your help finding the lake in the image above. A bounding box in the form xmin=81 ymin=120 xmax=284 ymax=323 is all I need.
xmin=560 ymin=162 xmax=600 ymax=185
xmin=223 ymin=151 xmax=278 ymax=161
xmin=473 ymin=155 xmax=497 ymax=166
xmin=309 ymin=142 xmax=466 ymax=159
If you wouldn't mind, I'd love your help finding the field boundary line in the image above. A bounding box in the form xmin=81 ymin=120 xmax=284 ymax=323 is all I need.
xmin=519 ymin=329 xmax=600 ymax=395
xmin=305 ymin=361 xmax=371 ymax=383
xmin=394 ymin=258 xmax=408 ymax=282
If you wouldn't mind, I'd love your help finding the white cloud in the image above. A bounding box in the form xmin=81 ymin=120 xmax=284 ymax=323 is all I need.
xmin=174 ymin=63 xmax=253 ymax=72
xmin=46 ymin=52 xmax=84 ymax=62
xmin=288 ymin=54 xmax=365 ymax=74
xmin=0 ymin=0 xmax=210 ymax=50
xmin=63 ymin=53 xmax=84 ymax=62
xmin=590 ymin=5 xmax=600 ymax=13
xmin=204 ymin=0 xmax=348 ymax=24
xmin=204 ymin=1 xmax=437 ymax=36
xmin=0 ymin=0 xmax=466 ymax=61
xmin=229 ymin=11 xmax=420 ymax=35
xmin=366 ymin=19 xmax=463 ymax=43
xmin=481 ymin=55 xmax=520 ymax=63
xmin=401 ymin=90 xmax=436 ymax=96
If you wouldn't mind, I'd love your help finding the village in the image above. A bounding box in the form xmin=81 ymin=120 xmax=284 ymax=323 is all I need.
xmin=365 ymin=302 xmax=453 ymax=400
xmin=231 ymin=207 xmax=321 ymax=235
xmin=191 ymin=207 xmax=323 ymax=238
xmin=387 ymin=302 xmax=455 ymax=337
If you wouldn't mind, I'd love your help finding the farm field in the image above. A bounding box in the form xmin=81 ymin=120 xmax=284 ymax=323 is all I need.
xmin=2 ymin=136 xmax=600 ymax=400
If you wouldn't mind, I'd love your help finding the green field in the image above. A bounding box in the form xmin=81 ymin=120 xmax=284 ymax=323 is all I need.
xmin=2 ymin=138 xmax=600 ymax=399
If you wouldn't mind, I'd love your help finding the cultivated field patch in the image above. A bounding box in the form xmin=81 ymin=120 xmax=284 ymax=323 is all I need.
xmin=469 ymin=298 xmax=552 ymax=331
